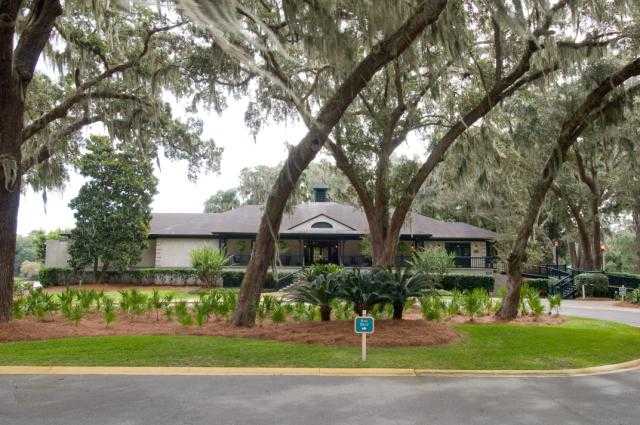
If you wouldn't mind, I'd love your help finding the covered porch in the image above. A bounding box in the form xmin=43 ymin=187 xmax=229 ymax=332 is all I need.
xmin=220 ymin=235 xmax=497 ymax=270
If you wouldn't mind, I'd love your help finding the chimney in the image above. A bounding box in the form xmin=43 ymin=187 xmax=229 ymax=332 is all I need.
xmin=312 ymin=184 xmax=329 ymax=202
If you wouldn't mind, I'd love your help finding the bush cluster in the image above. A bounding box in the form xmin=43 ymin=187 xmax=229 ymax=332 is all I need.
xmin=574 ymin=273 xmax=609 ymax=297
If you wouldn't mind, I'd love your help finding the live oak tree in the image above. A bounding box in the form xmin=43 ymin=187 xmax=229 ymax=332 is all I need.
xmin=0 ymin=1 xmax=224 ymax=321
xmin=204 ymin=189 xmax=240 ymax=213
xmin=67 ymin=136 xmax=157 ymax=282
xmin=497 ymin=56 xmax=640 ymax=319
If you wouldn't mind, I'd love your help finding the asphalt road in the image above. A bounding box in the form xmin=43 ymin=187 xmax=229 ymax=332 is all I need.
xmin=1 ymin=372 xmax=640 ymax=425
xmin=560 ymin=300 xmax=640 ymax=326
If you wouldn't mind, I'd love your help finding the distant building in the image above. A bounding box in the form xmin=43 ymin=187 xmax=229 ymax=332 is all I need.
xmin=46 ymin=187 xmax=497 ymax=272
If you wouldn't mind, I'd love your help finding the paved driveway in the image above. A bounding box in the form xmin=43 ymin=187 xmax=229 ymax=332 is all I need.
xmin=560 ymin=300 xmax=640 ymax=326
xmin=1 ymin=372 xmax=640 ymax=425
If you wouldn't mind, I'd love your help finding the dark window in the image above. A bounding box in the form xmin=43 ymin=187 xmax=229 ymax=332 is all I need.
xmin=311 ymin=221 xmax=333 ymax=229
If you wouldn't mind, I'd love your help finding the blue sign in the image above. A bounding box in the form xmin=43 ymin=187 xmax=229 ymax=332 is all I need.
xmin=355 ymin=316 xmax=374 ymax=334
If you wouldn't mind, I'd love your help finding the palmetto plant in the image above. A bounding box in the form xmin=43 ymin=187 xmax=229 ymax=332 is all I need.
xmin=286 ymin=272 xmax=342 ymax=321
xmin=77 ymin=290 xmax=96 ymax=311
xmin=190 ymin=247 xmax=229 ymax=287
xmin=270 ymin=303 xmax=287 ymax=323
xmin=102 ymin=297 xmax=117 ymax=326
xmin=330 ymin=300 xmax=352 ymax=320
xmin=373 ymin=267 xmax=429 ymax=320
xmin=447 ymin=289 xmax=463 ymax=315
xmin=11 ymin=297 xmax=26 ymax=320
xmin=523 ymin=286 xmax=544 ymax=318
xmin=463 ymin=288 xmax=488 ymax=321
xmin=420 ymin=294 xmax=447 ymax=321
xmin=548 ymin=294 xmax=562 ymax=315
xmin=174 ymin=301 xmax=193 ymax=326
xmin=336 ymin=269 xmax=384 ymax=315
xmin=147 ymin=289 xmax=164 ymax=321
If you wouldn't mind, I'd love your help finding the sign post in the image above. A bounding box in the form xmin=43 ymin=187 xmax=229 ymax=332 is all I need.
xmin=620 ymin=285 xmax=627 ymax=301
xmin=354 ymin=310 xmax=374 ymax=361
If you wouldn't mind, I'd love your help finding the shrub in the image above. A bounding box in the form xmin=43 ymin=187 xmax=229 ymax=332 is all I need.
xmin=447 ymin=289 xmax=463 ymax=315
xmin=20 ymin=261 xmax=42 ymax=279
xmin=102 ymin=297 xmax=116 ymax=326
xmin=174 ymin=301 xmax=192 ymax=326
xmin=574 ymin=273 xmax=609 ymax=297
xmin=300 ymin=264 xmax=343 ymax=282
xmin=524 ymin=278 xmax=550 ymax=297
xmin=373 ymin=267 xmax=430 ymax=320
xmin=335 ymin=269 xmax=384 ymax=314
xmin=606 ymin=272 xmax=640 ymax=288
xmin=330 ymin=300 xmax=352 ymax=320
xmin=441 ymin=274 xmax=494 ymax=292
xmin=420 ymin=294 xmax=446 ymax=321
xmin=463 ymin=288 xmax=488 ymax=320
xmin=190 ymin=247 xmax=229 ymax=287
xmin=270 ymin=303 xmax=287 ymax=323
xmin=548 ymin=294 xmax=562 ymax=315
xmin=147 ymin=289 xmax=164 ymax=321
xmin=525 ymin=287 xmax=544 ymax=319
xmin=409 ymin=247 xmax=455 ymax=288
xmin=286 ymin=272 xmax=342 ymax=321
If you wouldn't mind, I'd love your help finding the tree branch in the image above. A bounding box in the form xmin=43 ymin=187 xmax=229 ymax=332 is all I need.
xmin=13 ymin=0 xmax=62 ymax=84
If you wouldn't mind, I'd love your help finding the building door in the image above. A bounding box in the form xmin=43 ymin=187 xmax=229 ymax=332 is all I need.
xmin=445 ymin=242 xmax=471 ymax=267
xmin=304 ymin=240 xmax=339 ymax=265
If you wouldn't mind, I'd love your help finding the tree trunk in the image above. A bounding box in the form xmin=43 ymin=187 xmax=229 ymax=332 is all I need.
xmin=633 ymin=205 xmax=640 ymax=274
xmin=319 ymin=304 xmax=331 ymax=322
xmin=499 ymin=256 xmax=522 ymax=320
xmin=0 ymin=182 xmax=21 ymax=322
xmin=232 ymin=0 xmax=447 ymax=327
xmin=590 ymin=196 xmax=603 ymax=270
xmin=392 ymin=302 xmax=404 ymax=320
xmin=569 ymin=242 xmax=578 ymax=268
xmin=564 ymin=197 xmax=593 ymax=269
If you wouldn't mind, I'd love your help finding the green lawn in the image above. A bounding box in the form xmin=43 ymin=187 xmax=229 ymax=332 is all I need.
xmin=1 ymin=318 xmax=638 ymax=370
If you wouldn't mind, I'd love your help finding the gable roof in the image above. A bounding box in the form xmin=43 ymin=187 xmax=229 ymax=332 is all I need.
xmin=149 ymin=202 xmax=496 ymax=240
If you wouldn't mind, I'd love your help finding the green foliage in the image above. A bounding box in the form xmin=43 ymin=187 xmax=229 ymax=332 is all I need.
xmin=548 ymin=294 xmax=562 ymax=315
xmin=574 ymin=273 xmax=609 ymax=297
xmin=11 ymin=297 xmax=27 ymax=320
xmin=102 ymin=297 xmax=117 ymax=326
xmin=203 ymin=189 xmax=240 ymax=213
xmin=447 ymin=289 xmax=464 ymax=315
xmin=372 ymin=267 xmax=429 ymax=319
xmin=525 ymin=287 xmax=545 ymax=318
xmin=628 ymin=288 xmax=640 ymax=304
xmin=606 ymin=272 xmax=640 ymax=288
xmin=330 ymin=300 xmax=353 ymax=320
xmin=67 ymin=136 xmax=157 ymax=277
xmin=286 ymin=271 xmax=342 ymax=321
xmin=68 ymin=304 xmax=85 ymax=326
xmin=441 ymin=274 xmax=494 ymax=292
xmin=147 ymin=289 xmax=164 ymax=321
xmin=24 ymin=289 xmax=58 ymax=322
xmin=270 ymin=304 xmax=287 ymax=323
xmin=524 ymin=278 xmax=550 ymax=297
xmin=409 ymin=248 xmax=455 ymax=288
xmin=420 ymin=294 xmax=446 ymax=321
xmin=335 ymin=269 xmax=384 ymax=314
xmin=119 ymin=289 xmax=149 ymax=318
xmin=300 ymin=264 xmax=344 ymax=282
xmin=604 ymin=232 xmax=638 ymax=273
xmin=463 ymin=288 xmax=489 ymax=320
xmin=174 ymin=301 xmax=193 ymax=326
xmin=190 ymin=247 xmax=229 ymax=287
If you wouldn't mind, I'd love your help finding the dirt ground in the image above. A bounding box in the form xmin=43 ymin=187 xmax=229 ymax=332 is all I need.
xmin=0 ymin=313 xmax=460 ymax=347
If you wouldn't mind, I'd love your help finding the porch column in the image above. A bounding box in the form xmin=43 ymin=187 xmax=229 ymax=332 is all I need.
xmin=300 ymin=239 xmax=305 ymax=267
xmin=338 ymin=240 xmax=344 ymax=266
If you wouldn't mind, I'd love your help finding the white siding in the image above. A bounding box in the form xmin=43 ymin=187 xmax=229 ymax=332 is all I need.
xmin=45 ymin=239 xmax=157 ymax=268
xmin=155 ymin=238 xmax=220 ymax=268
xmin=45 ymin=240 xmax=70 ymax=268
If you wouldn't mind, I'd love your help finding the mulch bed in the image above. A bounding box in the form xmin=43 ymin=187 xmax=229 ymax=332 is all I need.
xmin=0 ymin=313 xmax=459 ymax=347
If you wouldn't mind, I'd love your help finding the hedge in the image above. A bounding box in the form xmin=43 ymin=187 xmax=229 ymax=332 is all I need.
xmin=574 ymin=273 xmax=609 ymax=297
xmin=440 ymin=274 xmax=494 ymax=292
xmin=38 ymin=267 xmax=286 ymax=290
xmin=523 ymin=278 xmax=550 ymax=297
xmin=605 ymin=272 xmax=640 ymax=289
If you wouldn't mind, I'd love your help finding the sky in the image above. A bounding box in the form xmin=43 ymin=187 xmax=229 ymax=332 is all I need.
xmin=18 ymin=96 xmax=426 ymax=236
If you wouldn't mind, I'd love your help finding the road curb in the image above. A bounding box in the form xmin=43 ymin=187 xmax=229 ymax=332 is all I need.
xmin=1 ymin=359 xmax=639 ymax=378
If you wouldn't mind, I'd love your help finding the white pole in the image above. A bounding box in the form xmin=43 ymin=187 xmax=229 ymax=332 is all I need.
xmin=582 ymin=285 xmax=586 ymax=299
xmin=362 ymin=309 xmax=367 ymax=361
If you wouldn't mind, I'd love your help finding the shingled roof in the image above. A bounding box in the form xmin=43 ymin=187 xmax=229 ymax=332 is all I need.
xmin=149 ymin=202 xmax=496 ymax=240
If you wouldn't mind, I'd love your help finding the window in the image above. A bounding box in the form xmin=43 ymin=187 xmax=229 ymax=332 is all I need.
xmin=311 ymin=221 xmax=333 ymax=229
